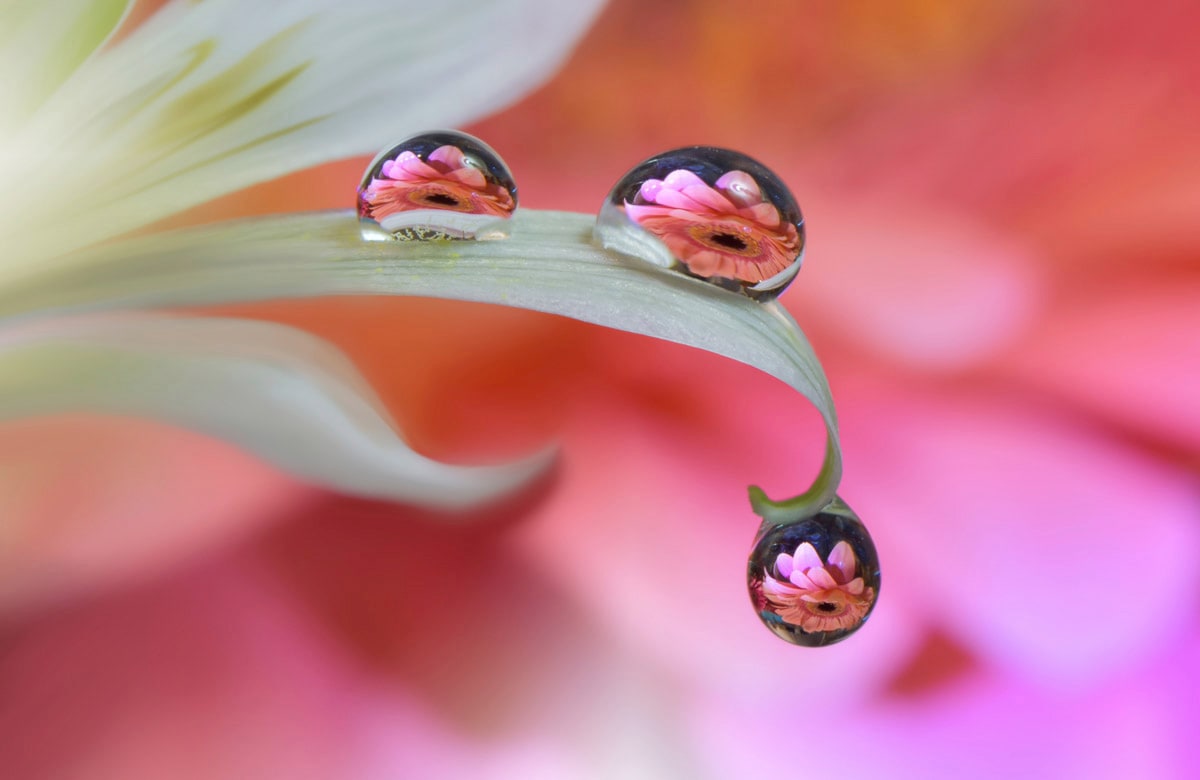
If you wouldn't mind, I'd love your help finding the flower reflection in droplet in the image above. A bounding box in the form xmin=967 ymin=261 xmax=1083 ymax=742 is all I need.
xmin=357 ymin=129 xmax=517 ymax=241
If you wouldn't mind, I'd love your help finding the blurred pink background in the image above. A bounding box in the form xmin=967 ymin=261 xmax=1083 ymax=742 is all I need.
xmin=3 ymin=1 xmax=1198 ymax=778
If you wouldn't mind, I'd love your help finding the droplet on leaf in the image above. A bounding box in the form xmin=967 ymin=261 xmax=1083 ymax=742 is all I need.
xmin=595 ymin=146 xmax=805 ymax=299
xmin=748 ymin=498 xmax=880 ymax=646
xmin=357 ymin=130 xmax=517 ymax=241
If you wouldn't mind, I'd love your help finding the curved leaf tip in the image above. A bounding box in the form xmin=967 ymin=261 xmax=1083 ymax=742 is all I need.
xmin=8 ymin=208 xmax=844 ymax=515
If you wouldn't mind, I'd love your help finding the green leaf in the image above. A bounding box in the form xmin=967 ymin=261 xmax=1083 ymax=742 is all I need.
xmin=5 ymin=209 xmax=843 ymax=516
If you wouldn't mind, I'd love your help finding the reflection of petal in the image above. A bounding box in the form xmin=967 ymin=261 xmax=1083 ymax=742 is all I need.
xmin=793 ymin=542 xmax=824 ymax=572
xmin=680 ymin=248 xmax=726 ymax=276
xmin=788 ymin=569 xmax=818 ymax=590
xmin=761 ymin=574 xmax=798 ymax=600
xmin=1 ymin=0 xmax=605 ymax=265
xmin=662 ymin=170 xmax=707 ymax=190
xmin=621 ymin=203 xmax=681 ymax=225
xmin=446 ymin=166 xmax=489 ymax=189
xmin=679 ymin=184 xmax=738 ymax=214
xmin=806 ymin=567 xmax=838 ymax=590
xmin=714 ymin=171 xmax=762 ymax=207
xmin=776 ymin=552 xmax=794 ymax=579
xmin=427 ymin=144 xmax=470 ymax=173
xmin=744 ymin=202 xmax=781 ymax=228
xmin=387 ymin=151 xmax=442 ymax=182
xmin=828 ymin=541 xmax=856 ymax=582
xmin=650 ymin=186 xmax=727 ymax=213
xmin=0 ymin=313 xmax=554 ymax=508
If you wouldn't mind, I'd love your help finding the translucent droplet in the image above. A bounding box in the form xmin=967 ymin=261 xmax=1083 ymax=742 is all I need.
xmin=594 ymin=146 xmax=805 ymax=299
xmin=747 ymin=498 xmax=880 ymax=646
xmin=357 ymin=130 xmax=517 ymax=241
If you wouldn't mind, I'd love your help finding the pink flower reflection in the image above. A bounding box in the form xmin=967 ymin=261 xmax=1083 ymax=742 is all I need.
xmin=761 ymin=541 xmax=875 ymax=632
xmin=359 ymin=145 xmax=515 ymax=223
xmin=623 ymin=169 xmax=800 ymax=283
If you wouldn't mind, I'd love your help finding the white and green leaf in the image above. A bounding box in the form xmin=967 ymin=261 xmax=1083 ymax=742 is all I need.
xmin=0 ymin=0 xmax=842 ymax=519
xmin=4 ymin=210 xmax=843 ymax=517
xmin=0 ymin=312 xmax=555 ymax=509
xmin=0 ymin=0 xmax=605 ymax=270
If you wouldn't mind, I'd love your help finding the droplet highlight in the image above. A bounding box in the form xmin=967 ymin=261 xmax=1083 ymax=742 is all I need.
xmin=595 ymin=146 xmax=805 ymax=299
xmin=357 ymin=130 xmax=517 ymax=241
xmin=748 ymin=499 xmax=880 ymax=646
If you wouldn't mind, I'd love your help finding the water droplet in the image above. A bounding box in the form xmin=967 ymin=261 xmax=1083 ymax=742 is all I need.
xmin=357 ymin=130 xmax=517 ymax=241
xmin=748 ymin=498 xmax=880 ymax=646
xmin=595 ymin=146 xmax=805 ymax=299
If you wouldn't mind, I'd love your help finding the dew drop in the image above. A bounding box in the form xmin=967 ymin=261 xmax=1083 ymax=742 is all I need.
xmin=747 ymin=498 xmax=880 ymax=647
xmin=357 ymin=130 xmax=517 ymax=241
xmin=594 ymin=147 xmax=805 ymax=300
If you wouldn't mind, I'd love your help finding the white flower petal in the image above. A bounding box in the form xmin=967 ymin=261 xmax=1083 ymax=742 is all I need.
xmin=4 ymin=209 xmax=842 ymax=516
xmin=2 ymin=0 xmax=604 ymax=266
xmin=0 ymin=0 xmax=131 ymax=133
xmin=0 ymin=313 xmax=555 ymax=509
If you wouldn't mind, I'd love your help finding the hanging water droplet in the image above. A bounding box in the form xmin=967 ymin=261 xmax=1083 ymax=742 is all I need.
xmin=357 ymin=130 xmax=517 ymax=241
xmin=747 ymin=498 xmax=880 ymax=646
xmin=594 ymin=146 xmax=805 ymax=300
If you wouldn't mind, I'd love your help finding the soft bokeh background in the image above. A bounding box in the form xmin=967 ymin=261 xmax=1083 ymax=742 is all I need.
xmin=3 ymin=1 xmax=1199 ymax=778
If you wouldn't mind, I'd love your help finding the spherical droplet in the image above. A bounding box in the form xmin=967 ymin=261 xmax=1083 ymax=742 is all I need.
xmin=747 ymin=499 xmax=880 ymax=646
xmin=595 ymin=146 xmax=805 ymax=300
xmin=357 ymin=130 xmax=517 ymax=241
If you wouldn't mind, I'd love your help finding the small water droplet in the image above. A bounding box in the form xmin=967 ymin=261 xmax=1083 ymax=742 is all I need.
xmin=357 ymin=130 xmax=517 ymax=241
xmin=595 ymin=147 xmax=805 ymax=300
xmin=748 ymin=499 xmax=880 ymax=646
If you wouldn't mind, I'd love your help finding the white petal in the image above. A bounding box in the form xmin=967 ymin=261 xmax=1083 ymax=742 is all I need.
xmin=0 ymin=313 xmax=554 ymax=509
xmin=4 ymin=209 xmax=842 ymax=516
xmin=0 ymin=0 xmax=132 ymax=133
xmin=827 ymin=540 xmax=857 ymax=581
xmin=2 ymin=0 xmax=604 ymax=265
xmin=792 ymin=542 xmax=825 ymax=572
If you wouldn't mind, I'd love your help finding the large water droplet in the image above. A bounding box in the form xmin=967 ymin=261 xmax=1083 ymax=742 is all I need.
xmin=748 ymin=498 xmax=880 ymax=646
xmin=357 ymin=130 xmax=517 ymax=241
xmin=594 ymin=146 xmax=805 ymax=300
